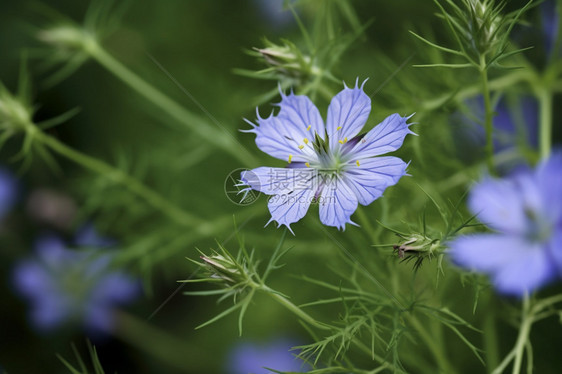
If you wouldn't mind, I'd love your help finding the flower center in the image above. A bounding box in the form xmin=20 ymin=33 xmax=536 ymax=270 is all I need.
xmin=524 ymin=208 xmax=552 ymax=243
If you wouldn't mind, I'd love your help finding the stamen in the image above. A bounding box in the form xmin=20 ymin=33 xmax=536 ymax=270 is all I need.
xmin=305 ymin=162 xmax=310 ymax=167
xmin=344 ymin=137 xmax=348 ymax=143
xmin=336 ymin=126 xmax=342 ymax=131
xmin=303 ymin=138 xmax=309 ymax=144
xmin=356 ymin=160 xmax=360 ymax=166
xmin=298 ymin=145 xmax=304 ymax=150
xmin=288 ymin=154 xmax=293 ymax=163
xmin=306 ymin=125 xmax=311 ymax=131
xmin=338 ymin=140 xmax=344 ymax=144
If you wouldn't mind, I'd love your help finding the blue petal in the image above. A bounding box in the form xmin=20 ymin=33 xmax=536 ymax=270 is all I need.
xmin=348 ymin=113 xmax=414 ymax=159
xmin=318 ymin=177 xmax=358 ymax=230
xmin=493 ymin=245 xmax=555 ymax=296
xmin=344 ymin=156 xmax=408 ymax=205
xmin=276 ymin=90 xmax=325 ymax=139
xmin=267 ymin=186 xmax=316 ymax=232
xmin=0 ymin=167 xmax=18 ymax=219
xmin=242 ymin=92 xmax=324 ymax=163
xmin=326 ymin=79 xmax=371 ymax=150
xmin=449 ymin=234 xmax=555 ymax=296
xmin=468 ymin=174 xmax=539 ymax=235
xmin=240 ymin=167 xmax=318 ymax=195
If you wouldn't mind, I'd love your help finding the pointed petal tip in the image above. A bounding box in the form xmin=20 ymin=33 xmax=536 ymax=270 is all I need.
xmin=360 ymin=78 xmax=369 ymax=90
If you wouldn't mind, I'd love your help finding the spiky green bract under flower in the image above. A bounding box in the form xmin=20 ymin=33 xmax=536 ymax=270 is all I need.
xmin=411 ymin=0 xmax=533 ymax=70
xmin=182 ymin=230 xmax=298 ymax=335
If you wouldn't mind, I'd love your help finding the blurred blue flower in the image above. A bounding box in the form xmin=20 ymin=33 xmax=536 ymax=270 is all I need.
xmin=13 ymin=228 xmax=139 ymax=333
xmin=449 ymin=152 xmax=562 ymax=296
xmin=0 ymin=167 xmax=17 ymax=220
xmin=541 ymin=0 xmax=559 ymax=57
xmin=226 ymin=338 xmax=307 ymax=374
xmin=453 ymin=95 xmax=538 ymax=167
xmin=241 ymin=80 xmax=413 ymax=231
xmin=254 ymin=0 xmax=294 ymax=30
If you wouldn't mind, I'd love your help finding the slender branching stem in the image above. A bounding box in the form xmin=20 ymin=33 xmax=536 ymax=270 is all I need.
xmin=265 ymin=289 xmax=331 ymax=331
xmin=33 ymin=127 xmax=205 ymax=230
xmin=479 ymin=55 xmax=495 ymax=175
xmin=84 ymin=42 xmax=257 ymax=166
xmin=511 ymin=294 xmax=532 ymax=374
xmin=406 ymin=314 xmax=458 ymax=374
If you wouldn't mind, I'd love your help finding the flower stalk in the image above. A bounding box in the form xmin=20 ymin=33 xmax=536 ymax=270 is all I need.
xmin=479 ymin=55 xmax=495 ymax=174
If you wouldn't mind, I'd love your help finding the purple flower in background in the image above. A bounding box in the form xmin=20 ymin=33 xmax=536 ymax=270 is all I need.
xmin=541 ymin=0 xmax=559 ymax=57
xmin=241 ymin=80 xmax=413 ymax=231
xmin=0 ymin=167 xmax=17 ymax=220
xmin=449 ymin=152 xmax=562 ymax=296
xmin=226 ymin=338 xmax=307 ymax=374
xmin=13 ymin=228 xmax=139 ymax=333
xmin=453 ymin=95 xmax=538 ymax=168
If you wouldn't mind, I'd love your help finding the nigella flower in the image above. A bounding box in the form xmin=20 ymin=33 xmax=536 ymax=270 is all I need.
xmin=240 ymin=80 xmax=414 ymax=231
xmin=449 ymin=152 xmax=562 ymax=296
xmin=0 ymin=166 xmax=17 ymax=220
xmin=226 ymin=338 xmax=308 ymax=374
xmin=13 ymin=228 xmax=139 ymax=333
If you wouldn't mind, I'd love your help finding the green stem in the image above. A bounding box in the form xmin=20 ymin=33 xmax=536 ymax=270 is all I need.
xmin=34 ymin=129 xmax=205 ymax=230
xmin=85 ymin=42 xmax=257 ymax=166
xmin=407 ymin=314 xmax=457 ymax=374
xmin=512 ymin=294 xmax=532 ymax=374
xmin=480 ymin=56 xmax=495 ymax=174
xmin=483 ymin=300 xmax=500 ymax=372
xmin=266 ymin=290 xmax=331 ymax=331
xmin=537 ymin=88 xmax=553 ymax=159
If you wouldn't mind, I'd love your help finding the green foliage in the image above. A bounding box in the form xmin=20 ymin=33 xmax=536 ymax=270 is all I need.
xmin=58 ymin=342 xmax=110 ymax=374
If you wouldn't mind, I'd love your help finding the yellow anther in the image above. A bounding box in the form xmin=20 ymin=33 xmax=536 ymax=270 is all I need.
xmin=338 ymin=140 xmax=344 ymax=144
xmin=356 ymin=160 xmax=360 ymax=166
xmin=305 ymin=162 xmax=310 ymax=167
xmin=344 ymin=137 xmax=348 ymax=143
xmin=298 ymin=145 xmax=304 ymax=150
xmin=288 ymin=155 xmax=293 ymax=163
xmin=336 ymin=126 xmax=342 ymax=131
xmin=303 ymin=138 xmax=309 ymax=144
xmin=306 ymin=125 xmax=311 ymax=131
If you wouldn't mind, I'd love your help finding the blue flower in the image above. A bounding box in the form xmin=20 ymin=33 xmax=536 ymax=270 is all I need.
xmin=241 ymin=80 xmax=414 ymax=231
xmin=454 ymin=95 xmax=538 ymax=163
xmin=541 ymin=0 xmax=560 ymax=58
xmin=13 ymin=228 xmax=140 ymax=333
xmin=226 ymin=338 xmax=308 ymax=374
xmin=449 ymin=152 xmax=562 ymax=296
xmin=0 ymin=167 xmax=17 ymax=220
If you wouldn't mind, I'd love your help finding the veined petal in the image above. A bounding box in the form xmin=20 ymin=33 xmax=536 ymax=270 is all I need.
xmin=240 ymin=167 xmax=318 ymax=195
xmin=242 ymin=91 xmax=324 ymax=163
xmin=349 ymin=113 xmax=414 ymax=159
xmin=318 ymin=176 xmax=358 ymax=230
xmin=326 ymin=79 xmax=371 ymax=150
xmin=344 ymin=156 xmax=408 ymax=206
xmin=277 ymin=91 xmax=325 ymax=140
xmin=267 ymin=186 xmax=317 ymax=232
